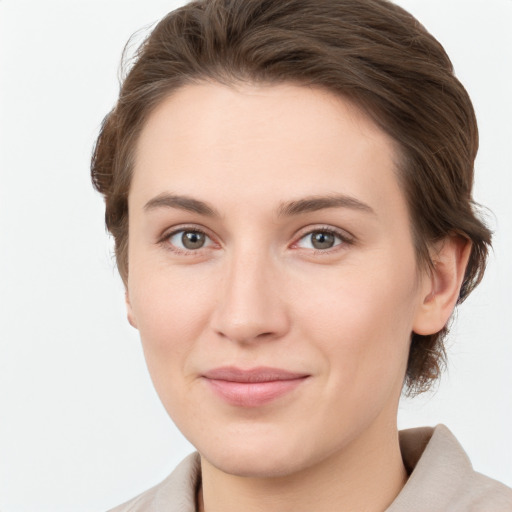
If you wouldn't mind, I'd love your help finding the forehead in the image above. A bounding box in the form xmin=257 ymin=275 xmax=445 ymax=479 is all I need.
xmin=131 ymin=82 xmax=405 ymax=221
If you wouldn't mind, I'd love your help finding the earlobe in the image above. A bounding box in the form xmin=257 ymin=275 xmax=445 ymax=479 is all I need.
xmin=413 ymin=236 xmax=472 ymax=336
xmin=125 ymin=290 xmax=138 ymax=329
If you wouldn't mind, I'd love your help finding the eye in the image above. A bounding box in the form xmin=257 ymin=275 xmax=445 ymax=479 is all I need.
xmin=166 ymin=229 xmax=214 ymax=251
xmin=295 ymin=229 xmax=346 ymax=251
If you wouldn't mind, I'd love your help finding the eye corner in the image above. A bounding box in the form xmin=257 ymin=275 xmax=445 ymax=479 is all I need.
xmin=292 ymin=226 xmax=355 ymax=254
xmin=158 ymin=225 xmax=219 ymax=255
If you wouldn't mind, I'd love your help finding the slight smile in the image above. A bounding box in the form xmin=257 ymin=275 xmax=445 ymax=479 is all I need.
xmin=202 ymin=367 xmax=310 ymax=407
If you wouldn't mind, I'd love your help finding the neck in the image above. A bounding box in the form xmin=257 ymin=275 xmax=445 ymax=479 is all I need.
xmin=197 ymin=418 xmax=407 ymax=512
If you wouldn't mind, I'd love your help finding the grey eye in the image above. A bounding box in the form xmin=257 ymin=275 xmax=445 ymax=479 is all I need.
xmin=296 ymin=230 xmax=343 ymax=250
xmin=310 ymin=231 xmax=335 ymax=249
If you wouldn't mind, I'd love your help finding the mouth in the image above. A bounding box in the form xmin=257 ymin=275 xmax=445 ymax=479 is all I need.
xmin=201 ymin=366 xmax=310 ymax=407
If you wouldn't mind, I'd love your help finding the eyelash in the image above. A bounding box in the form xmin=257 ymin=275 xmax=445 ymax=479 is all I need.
xmin=293 ymin=226 xmax=353 ymax=254
xmin=158 ymin=225 xmax=354 ymax=256
xmin=158 ymin=226 xmax=214 ymax=256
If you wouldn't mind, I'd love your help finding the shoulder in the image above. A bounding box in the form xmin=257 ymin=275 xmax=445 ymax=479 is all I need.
xmin=107 ymin=453 xmax=201 ymax=512
xmin=463 ymin=471 xmax=512 ymax=511
xmin=388 ymin=424 xmax=512 ymax=511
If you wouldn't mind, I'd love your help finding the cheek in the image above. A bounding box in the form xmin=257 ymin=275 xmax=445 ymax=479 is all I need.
xmin=295 ymin=254 xmax=420 ymax=386
xmin=128 ymin=269 xmax=223 ymax=428
xmin=128 ymin=265 xmax=218 ymax=377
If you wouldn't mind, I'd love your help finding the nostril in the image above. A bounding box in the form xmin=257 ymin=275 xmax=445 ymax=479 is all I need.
xmin=214 ymin=327 xmax=282 ymax=344
xmin=210 ymin=277 xmax=291 ymax=343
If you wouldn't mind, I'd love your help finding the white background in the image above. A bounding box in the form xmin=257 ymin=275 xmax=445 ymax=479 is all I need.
xmin=0 ymin=1 xmax=511 ymax=510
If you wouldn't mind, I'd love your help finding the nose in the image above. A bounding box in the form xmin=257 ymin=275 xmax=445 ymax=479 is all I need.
xmin=210 ymin=247 xmax=290 ymax=344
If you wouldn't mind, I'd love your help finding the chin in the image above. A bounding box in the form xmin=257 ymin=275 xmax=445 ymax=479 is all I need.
xmin=196 ymin=429 xmax=326 ymax=479
xmin=205 ymin=448 xmax=307 ymax=478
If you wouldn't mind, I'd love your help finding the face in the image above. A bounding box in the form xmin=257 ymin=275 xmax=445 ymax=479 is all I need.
xmin=126 ymin=82 xmax=431 ymax=477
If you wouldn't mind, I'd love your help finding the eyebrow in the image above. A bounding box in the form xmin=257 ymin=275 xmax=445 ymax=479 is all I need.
xmin=143 ymin=193 xmax=375 ymax=217
xmin=277 ymin=195 xmax=375 ymax=217
xmin=144 ymin=193 xmax=219 ymax=216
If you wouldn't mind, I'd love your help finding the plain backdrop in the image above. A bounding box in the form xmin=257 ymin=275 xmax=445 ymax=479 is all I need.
xmin=0 ymin=1 xmax=511 ymax=510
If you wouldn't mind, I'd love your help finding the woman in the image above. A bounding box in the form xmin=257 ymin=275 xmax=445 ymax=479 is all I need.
xmin=91 ymin=0 xmax=512 ymax=510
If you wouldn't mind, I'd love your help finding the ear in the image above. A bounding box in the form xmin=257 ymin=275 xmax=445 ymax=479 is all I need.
xmin=413 ymin=236 xmax=471 ymax=335
xmin=125 ymin=290 xmax=138 ymax=329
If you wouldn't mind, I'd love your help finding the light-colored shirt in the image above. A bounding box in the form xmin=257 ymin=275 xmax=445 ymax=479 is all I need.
xmin=108 ymin=424 xmax=512 ymax=511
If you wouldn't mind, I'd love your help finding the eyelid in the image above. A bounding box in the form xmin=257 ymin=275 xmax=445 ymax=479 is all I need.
xmin=158 ymin=224 xmax=219 ymax=254
xmin=157 ymin=223 xmax=354 ymax=255
xmin=291 ymin=225 xmax=354 ymax=251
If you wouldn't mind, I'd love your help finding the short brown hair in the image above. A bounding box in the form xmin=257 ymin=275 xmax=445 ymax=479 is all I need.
xmin=91 ymin=0 xmax=492 ymax=394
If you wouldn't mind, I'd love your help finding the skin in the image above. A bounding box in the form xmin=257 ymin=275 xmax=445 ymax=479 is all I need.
xmin=126 ymin=83 xmax=470 ymax=512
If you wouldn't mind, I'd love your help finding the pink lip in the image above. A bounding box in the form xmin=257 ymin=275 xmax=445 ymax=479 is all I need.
xmin=202 ymin=367 xmax=309 ymax=407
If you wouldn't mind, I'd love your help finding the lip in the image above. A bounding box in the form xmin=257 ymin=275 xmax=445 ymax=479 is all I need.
xmin=202 ymin=366 xmax=310 ymax=407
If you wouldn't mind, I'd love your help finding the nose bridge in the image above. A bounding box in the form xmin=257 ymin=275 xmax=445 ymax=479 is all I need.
xmin=212 ymin=241 xmax=289 ymax=343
